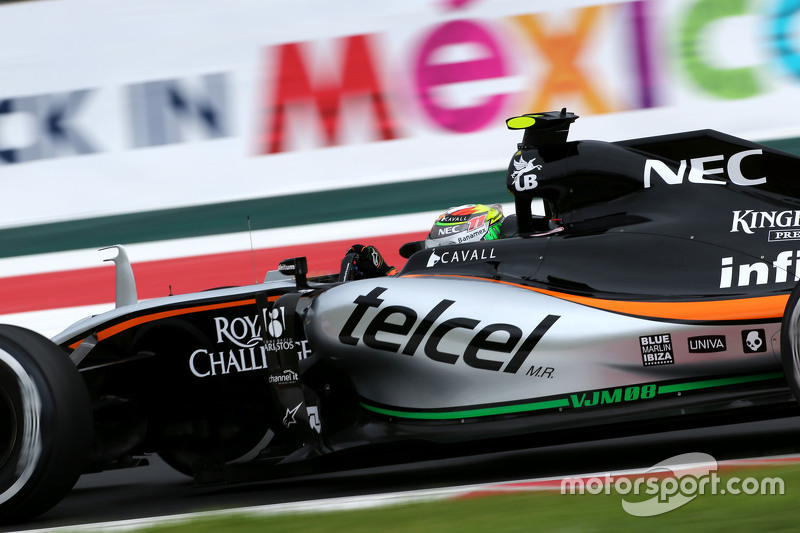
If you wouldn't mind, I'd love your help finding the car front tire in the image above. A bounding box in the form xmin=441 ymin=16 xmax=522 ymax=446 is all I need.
xmin=0 ymin=325 xmax=91 ymax=523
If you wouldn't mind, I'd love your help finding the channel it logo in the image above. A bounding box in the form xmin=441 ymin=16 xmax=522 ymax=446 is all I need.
xmin=639 ymin=334 xmax=674 ymax=366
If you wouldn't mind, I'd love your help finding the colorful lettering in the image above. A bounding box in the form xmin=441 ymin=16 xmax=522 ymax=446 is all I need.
xmin=259 ymin=35 xmax=399 ymax=154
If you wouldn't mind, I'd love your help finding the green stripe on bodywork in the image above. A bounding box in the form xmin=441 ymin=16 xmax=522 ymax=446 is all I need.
xmin=361 ymin=398 xmax=570 ymax=420
xmin=656 ymin=372 xmax=784 ymax=394
xmin=363 ymin=371 xmax=785 ymax=421
xmin=0 ymin=171 xmax=506 ymax=258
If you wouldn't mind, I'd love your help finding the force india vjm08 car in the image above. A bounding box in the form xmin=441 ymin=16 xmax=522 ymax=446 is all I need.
xmin=5 ymin=109 xmax=800 ymax=521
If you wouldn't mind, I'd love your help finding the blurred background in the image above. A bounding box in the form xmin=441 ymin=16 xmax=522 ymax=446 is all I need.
xmin=2 ymin=0 xmax=800 ymax=336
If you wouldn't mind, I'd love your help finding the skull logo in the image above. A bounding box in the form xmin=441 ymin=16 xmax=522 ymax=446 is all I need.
xmin=743 ymin=330 xmax=765 ymax=353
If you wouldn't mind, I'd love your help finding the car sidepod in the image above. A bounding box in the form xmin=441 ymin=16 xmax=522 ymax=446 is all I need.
xmin=305 ymin=275 xmax=784 ymax=430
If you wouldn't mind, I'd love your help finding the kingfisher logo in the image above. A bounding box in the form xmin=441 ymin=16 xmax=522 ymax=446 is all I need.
xmin=730 ymin=210 xmax=800 ymax=242
xmin=731 ymin=210 xmax=800 ymax=233
xmin=338 ymin=287 xmax=559 ymax=373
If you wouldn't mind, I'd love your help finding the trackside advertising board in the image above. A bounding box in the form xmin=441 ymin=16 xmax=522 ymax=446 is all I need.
xmin=2 ymin=0 xmax=800 ymax=229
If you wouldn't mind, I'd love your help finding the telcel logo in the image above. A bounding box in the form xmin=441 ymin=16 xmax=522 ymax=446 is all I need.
xmin=644 ymin=149 xmax=764 ymax=188
xmin=338 ymin=287 xmax=558 ymax=374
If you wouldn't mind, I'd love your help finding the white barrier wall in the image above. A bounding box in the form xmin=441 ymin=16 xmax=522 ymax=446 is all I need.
xmin=2 ymin=0 xmax=800 ymax=227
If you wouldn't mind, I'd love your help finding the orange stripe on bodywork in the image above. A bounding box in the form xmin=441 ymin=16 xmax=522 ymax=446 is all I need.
xmin=68 ymin=295 xmax=280 ymax=350
xmin=404 ymin=274 xmax=789 ymax=322
xmin=529 ymin=287 xmax=788 ymax=321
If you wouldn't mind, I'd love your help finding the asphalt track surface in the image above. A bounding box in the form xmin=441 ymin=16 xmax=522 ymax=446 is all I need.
xmin=5 ymin=412 xmax=800 ymax=532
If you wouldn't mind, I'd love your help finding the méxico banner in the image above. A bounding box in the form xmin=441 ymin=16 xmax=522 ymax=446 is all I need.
xmin=3 ymin=0 xmax=800 ymax=331
xmin=2 ymin=0 xmax=800 ymax=226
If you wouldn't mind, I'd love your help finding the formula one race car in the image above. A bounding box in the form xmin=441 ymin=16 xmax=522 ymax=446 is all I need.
xmin=5 ymin=109 xmax=800 ymax=522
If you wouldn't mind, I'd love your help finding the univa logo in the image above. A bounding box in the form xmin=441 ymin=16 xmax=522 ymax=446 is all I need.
xmin=687 ymin=335 xmax=726 ymax=354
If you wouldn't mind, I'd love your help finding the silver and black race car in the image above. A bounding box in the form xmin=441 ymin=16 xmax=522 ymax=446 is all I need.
xmin=3 ymin=109 xmax=800 ymax=522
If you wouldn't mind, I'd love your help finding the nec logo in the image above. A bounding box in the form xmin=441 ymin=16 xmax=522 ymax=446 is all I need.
xmin=643 ymin=149 xmax=765 ymax=188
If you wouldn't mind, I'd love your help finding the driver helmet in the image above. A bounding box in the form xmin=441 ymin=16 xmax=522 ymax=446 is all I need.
xmin=425 ymin=204 xmax=504 ymax=248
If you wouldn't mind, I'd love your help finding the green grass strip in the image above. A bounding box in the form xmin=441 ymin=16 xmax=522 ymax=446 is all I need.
xmin=133 ymin=462 xmax=799 ymax=533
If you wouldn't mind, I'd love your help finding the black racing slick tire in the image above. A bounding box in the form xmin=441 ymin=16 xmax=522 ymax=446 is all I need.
xmin=782 ymin=283 xmax=800 ymax=401
xmin=0 ymin=325 xmax=92 ymax=523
